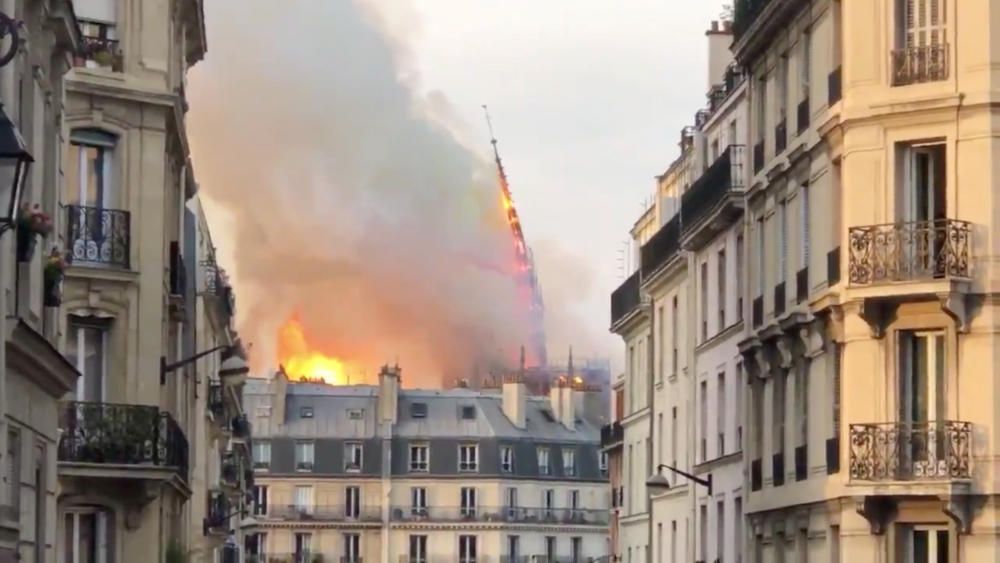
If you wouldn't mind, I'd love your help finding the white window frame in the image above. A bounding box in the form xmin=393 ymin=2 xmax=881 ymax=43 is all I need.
xmin=537 ymin=447 xmax=551 ymax=475
xmin=459 ymin=444 xmax=479 ymax=472
xmin=460 ymin=487 xmax=477 ymax=518
xmin=599 ymin=451 xmax=609 ymax=476
xmin=409 ymin=535 xmax=428 ymax=563
xmin=345 ymin=486 xmax=361 ymax=519
xmin=409 ymin=443 xmax=429 ymax=472
xmin=500 ymin=445 xmax=514 ymax=473
xmin=252 ymin=485 xmax=268 ymax=516
xmin=295 ymin=441 xmax=314 ymax=471
xmin=64 ymin=507 xmax=111 ymax=563
xmin=411 ymin=487 xmax=427 ymax=515
xmin=253 ymin=441 xmax=271 ymax=469
xmin=344 ymin=441 xmax=363 ymax=472
xmin=66 ymin=131 xmax=116 ymax=209
xmin=293 ymin=485 xmax=313 ymax=515
xmin=563 ymin=448 xmax=576 ymax=476
xmin=459 ymin=535 xmax=478 ymax=563
xmin=68 ymin=319 xmax=109 ymax=402
xmin=343 ymin=533 xmax=360 ymax=563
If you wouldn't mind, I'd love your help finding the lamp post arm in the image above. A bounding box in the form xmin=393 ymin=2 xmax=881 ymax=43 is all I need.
xmin=160 ymin=344 xmax=228 ymax=384
xmin=656 ymin=464 xmax=713 ymax=494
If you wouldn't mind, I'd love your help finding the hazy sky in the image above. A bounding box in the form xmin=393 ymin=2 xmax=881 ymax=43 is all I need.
xmin=402 ymin=0 xmax=729 ymax=365
xmin=192 ymin=0 xmax=729 ymax=376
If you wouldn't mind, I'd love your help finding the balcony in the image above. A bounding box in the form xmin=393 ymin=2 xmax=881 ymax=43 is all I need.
xmin=75 ymin=34 xmax=123 ymax=72
xmin=65 ymin=205 xmax=130 ymax=269
xmin=390 ymin=506 xmax=609 ymax=526
xmin=640 ymin=215 xmax=681 ymax=279
xmin=828 ymin=66 xmax=843 ymax=105
xmin=849 ymin=421 xmax=972 ymax=482
xmin=601 ymin=421 xmax=624 ymax=451
xmin=221 ymin=453 xmax=240 ymax=488
xmin=201 ymin=256 xmax=236 ymax=321
xmin=264 ymin=504 xmax=381 ymax=523
xmin=680 ymin=145 xmax=745 ymax=248
xmin=847 ymin=219 xmax=971 ymax=286
xmin=203 ymin=490 xmax=230 ymax=535
xmin=58 ymin=401 xmax=189 ymax=481
xmin=732 ymin=0 xmax=773 ymax=42
xmin=891 ymin=43 xmax=948 ymax=87
xmin=610 ymin=271 xmax=641 ymax=329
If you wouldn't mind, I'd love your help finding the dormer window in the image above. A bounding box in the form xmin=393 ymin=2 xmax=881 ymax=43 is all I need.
xmin=410 ymin=403 xmax=427 ymax=419
xmin=458 ymin=444 xmax=479 ymax=472
xmin=347 ymin=408 xmax=363 ymax=420
xmin=300 ymin=406 xmax=314 ymax=419
xmin=344 ymin=442 xmax=363 ymax=472
xmin=461 ymin=406 xmax=476 ymax=420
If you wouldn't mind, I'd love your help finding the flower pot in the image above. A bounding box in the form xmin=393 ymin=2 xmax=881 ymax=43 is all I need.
xmin=16 ymin=227 xmax=36 ymax=262
xmin=43 ymin=273 xmax=62 ymax=307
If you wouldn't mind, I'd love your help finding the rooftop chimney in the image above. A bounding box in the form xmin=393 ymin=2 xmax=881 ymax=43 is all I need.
xmin=378 ymin=363 xmax=401 ymax=425
xmin=273 ymin=367 xmax=289 ymax=425
xmin=705 ymin=19 xmax=735 ymax=92
xmin=549 ymin=378 xmax=576 ymax=430
xmin=502 ymin=374 xmax=527 ymax=429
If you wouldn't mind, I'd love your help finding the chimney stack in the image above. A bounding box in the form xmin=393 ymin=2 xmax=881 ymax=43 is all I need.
xmin=705 ymin=18 xmax=735 ymax=92
xmin=549 ymin=378 xmax=576 ymax=430
xmin=378 ymin=363 xmax=401 ymax=425
xmin=502 ymin=374 xmax=527 ymax=429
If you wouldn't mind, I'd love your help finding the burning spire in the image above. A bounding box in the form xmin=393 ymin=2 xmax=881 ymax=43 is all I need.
xmin=483 ymin=105 xmax=548 ymax=367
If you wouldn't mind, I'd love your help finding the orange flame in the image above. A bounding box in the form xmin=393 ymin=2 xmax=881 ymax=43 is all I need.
xmin=277 ymin=315 xmax=349 ymax=385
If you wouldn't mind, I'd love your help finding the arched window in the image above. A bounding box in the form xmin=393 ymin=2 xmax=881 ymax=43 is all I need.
xmin=63 ymin=505 xmax=115 ymax=563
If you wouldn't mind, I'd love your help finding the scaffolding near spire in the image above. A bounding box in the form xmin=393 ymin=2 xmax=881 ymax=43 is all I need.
xmin=483 ymin=105 xmax=547 ymax=367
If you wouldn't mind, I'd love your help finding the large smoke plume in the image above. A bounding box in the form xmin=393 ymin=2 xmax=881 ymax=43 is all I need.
xmin=186 ymin=0 xmax=535 ymax=386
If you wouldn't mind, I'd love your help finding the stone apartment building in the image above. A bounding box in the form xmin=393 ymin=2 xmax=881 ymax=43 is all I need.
xmin=243 ymin=367 xmax=611 ymax=563
xmin=614 ymin=0 xmax=1000 ymax=561
xmin=53 ymin=1 xmax=251 ymax=562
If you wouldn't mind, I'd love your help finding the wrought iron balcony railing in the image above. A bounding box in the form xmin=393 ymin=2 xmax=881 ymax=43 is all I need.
xmin=641 ymin=215 xmax=681 ymax=278
xmin=680 ymin=144 xmax=745 ymax=236
xmin=204 ymin=490 xmax=230 ymax=534
xmin=891 ymin=43 xmax=948 ymax=86
xmin=65 ymin=205 xmax=130 ymax=269
xmin=390 ymin=506 xmax=609 ymax=526
xmin=58 ymin=401 xmax=189 ymax=480
xmin=264 ymin=504 xmax=381 ymax=522
xmin=222 ymin=453 xmax=240 ymax=486
xmin=610 ymin=271 xmax=641 ymax=326
xmin=849 ymin=421 xmax=972 ymax=481
xmin=601 ymin=421 xmax=623 ymax=449
xmin=848 ymin=219 xmax=971 ymax=285
xmin=77 ymin=35 xmax=123 ymax=72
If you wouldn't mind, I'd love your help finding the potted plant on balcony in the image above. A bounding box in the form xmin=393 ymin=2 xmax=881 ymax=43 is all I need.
xmin=16 ymin=204 xmax=53 ymax=262
xmin=43 ymin=248 xmax=68 ymax=307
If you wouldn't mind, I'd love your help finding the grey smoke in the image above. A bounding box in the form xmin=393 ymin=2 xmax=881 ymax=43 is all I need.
xmin=186 ymin=0 xmax=533 ymax=386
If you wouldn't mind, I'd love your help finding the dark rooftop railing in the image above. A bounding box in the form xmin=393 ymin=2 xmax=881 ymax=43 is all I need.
xmin=641 ymin=215 xmax=682 ymax=279
xmin=610 ymin=271 xmax=641 ymax=326
xmin=680 ymin=145 xmax=745 ymax=235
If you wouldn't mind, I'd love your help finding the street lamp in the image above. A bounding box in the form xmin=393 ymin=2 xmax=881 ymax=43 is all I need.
xmin=646 ymin=464 xmax=713 ymax=496
xmin=160 ymin=343 xmax=250 ymax=385
xmin=0 ymin=104 xmax=32 ymax=236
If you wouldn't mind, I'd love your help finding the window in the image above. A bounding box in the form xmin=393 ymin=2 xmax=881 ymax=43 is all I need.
xmin=345 ymin=486 xmax=361 ymax=519
xmin=796 ymin=363 xmax=809 ymax=447
xmin=65 ymin=130 xmax=115 ymax=210
xmin=461 ymin=405 xmax=476 ymax=420
xmin=409 ymin=535 xmax=428 ymax=563
xmin=67 ymin=318 xmax=109 ymax=402
xmin=459 ymin=444 xmax=479 ymax=472
xmin=797 ymin=526 xmax=808 ymax=563
xmin=460 ymin=487 xmax=477 ymax=518
xmin=774 ymin=369 xmax=787 ymax=455
xmin=543 ymin=489 xmax=555 ymax=518
xmin=459 ymin=535 xmax=478 ymax=563
xmin=246 ymin=533 xmax=267 ymax=558
xmin=898 ymin=0 xmax=947 ymax=50
xmin=898 ymin=331 xmax=945 ymax=424
xmin=717 ymin=500 xmax=726 ymax=563
xmin=411 ymin=487 xmax=427 ymax=515
xmin=778 ymin=199 xmax=788 ymax=283
xmin=252 ymin=485 xmax=268 ymax=516
xmin=800 ymin=184 xmax=810 ymax=269
xmin=546 ymin=536 xmax=557 ymax=561
xmin=756 ymin=76 xmax=767 ymax=142
xmin=343 ymin=533 xmax=360 ymax=563
xmin=253 ymin=441 xmax=271 ymax=469
xmin=671 ymin=521 xmax=678 ymax=563
xmin=700 ymin=381 xmax=708 ymax=462
xmin=600 ymin=451 xmax=609 ymax=476
xmin=344 ymin=442 xmax=363 ymax=472
xmin=735 ymin=498 xmax=743 ymax=563
xmin=410 ymin=402 xmax=428 ymax=418
xmin=569 ymin=490 xmax=581 ymax=520
xmin=800 ymin=31 xmax=811 ymax=99
xmin=700 ymin=261 xmax=709 ymax=341
xmin=778 ymin=55 xmax=789 ymax=118
xmin=500 ymin=445 xmax=514 ymax=473
xmin=299 ymin=406 xmax=313 ymax=418
xmin=537 ymin=447 xmax=551 ymax=475
xmin=699 ymin=504 xmax=708 ymax=562
xmin=563 ymin=448 xmax=576 ymax=476
xmin=507 ymin=536 xmax=520 ymax=560
xmin=572 ymin=537 xmax=582 ymax=563
xmin=347 ymin=408 xmax=364 ymax=420
xmin=294 ymin=533 xmax=312 ymax=561
xmin=736 ymin=234 xmax=744 ymax=320
xmin=901 ymin=143 xmax=946 ymax=225
xmin=657 ymin=305 xmax=665 ymax=382
xmin=7 ymin=428 xmax=18 ymax=514
xmin=832 ymin=343 xmax=842 ymax=442
xmin=295 ymin=441 xmax=314 ymax=471
xmin=736 ymin=361 xmax=744 ymax=447
xmin=752 ymin=380 xmax=765 ymax=458
xmin=671 ymin=407 xmax=678 ymax=471
xmin=718 ymin=372 xmax=727 ymax=456
xmin=756 ymin=217 xmax=766 ymax=295
xmin=409 ymin=443 xmax=429 ymax=472
xmin=671 ymin=296 xmax=679 ymax=375
xmin=505 ymin=487 xmax=518 ymax=519
xmin=718 ymin=248 xmax=727 ymax=329
xmin=63 ymin=509 xmax=113 ymax=563
xmin=293 ymin=486 xmax=313 ymax=515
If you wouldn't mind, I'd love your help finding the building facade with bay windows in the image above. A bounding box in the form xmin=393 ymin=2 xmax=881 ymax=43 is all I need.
xmin=243 ymin=367 xmax=611 ymax=563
